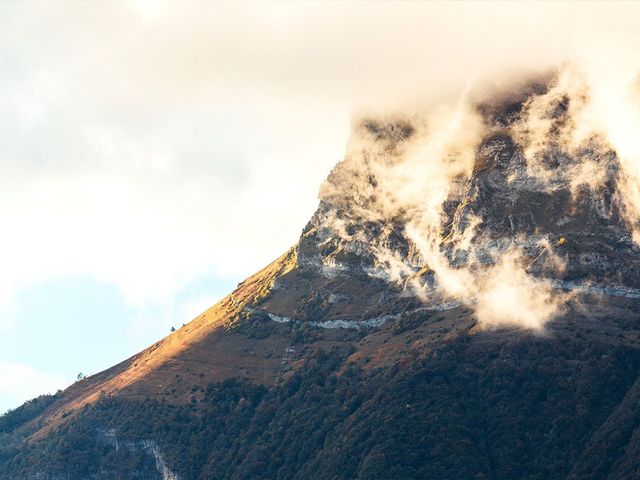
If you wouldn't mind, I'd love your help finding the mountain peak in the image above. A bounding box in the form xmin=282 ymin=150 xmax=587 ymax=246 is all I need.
xmin=288 ymin=66 xmax=640 ymax=331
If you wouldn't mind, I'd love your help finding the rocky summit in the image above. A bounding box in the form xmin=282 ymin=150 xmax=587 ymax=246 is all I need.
xmin=3 ymin=68 xmax=640 ymax=480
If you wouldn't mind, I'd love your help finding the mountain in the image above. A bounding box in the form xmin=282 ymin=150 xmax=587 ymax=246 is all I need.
xmin=3 ymin=67 xmax=640 ymax=479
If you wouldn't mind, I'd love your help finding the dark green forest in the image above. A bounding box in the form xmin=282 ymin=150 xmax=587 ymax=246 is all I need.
xmin=2 ymin=331 xmax=640 ymax=480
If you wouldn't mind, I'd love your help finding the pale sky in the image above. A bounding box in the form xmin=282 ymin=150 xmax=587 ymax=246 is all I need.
xmin=2 ymin=0 xmax=640 ymax=413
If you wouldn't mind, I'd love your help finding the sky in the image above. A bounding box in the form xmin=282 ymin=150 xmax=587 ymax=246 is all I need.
xmin=2 ymin=0 xmax=640 ymax=413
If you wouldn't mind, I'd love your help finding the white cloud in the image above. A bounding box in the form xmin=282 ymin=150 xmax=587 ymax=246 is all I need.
xmin=0 ymin=362 xmax=68 ymax=414
xmin=0 ymin=2 xmax=350 ymax=320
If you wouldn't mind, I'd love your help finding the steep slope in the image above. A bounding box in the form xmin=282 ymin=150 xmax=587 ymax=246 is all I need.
xmin=3 ymin=67 xmax=640 ymax=479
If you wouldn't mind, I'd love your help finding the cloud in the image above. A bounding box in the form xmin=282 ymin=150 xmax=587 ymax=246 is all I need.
xmin=0 ymin=2 xmax=351 ymax=319
xmin=0 ymin=362 xmax=68 ymax=414
xmin=473 ymin=251 xmax=567 ymax=330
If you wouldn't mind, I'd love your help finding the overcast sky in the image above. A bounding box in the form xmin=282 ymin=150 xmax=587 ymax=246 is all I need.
xmin=1 ymin=0 xmax=640 ymax=413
